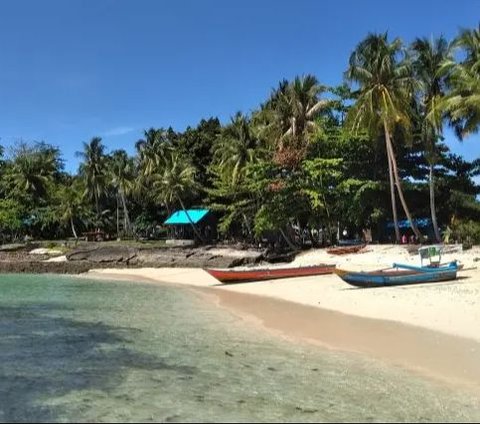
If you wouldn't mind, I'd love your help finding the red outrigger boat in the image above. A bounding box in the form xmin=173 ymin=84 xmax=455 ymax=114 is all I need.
xmin=205 ymin=264 xmax=336 ymax=284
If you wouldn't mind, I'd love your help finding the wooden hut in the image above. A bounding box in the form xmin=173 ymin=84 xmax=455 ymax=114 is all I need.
xmin=164 ymin=209 xmax=217 ymax=244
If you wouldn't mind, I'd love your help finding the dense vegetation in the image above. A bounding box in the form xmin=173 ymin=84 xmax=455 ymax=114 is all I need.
xmin=1 ymin=28 xmax=479 ymax=247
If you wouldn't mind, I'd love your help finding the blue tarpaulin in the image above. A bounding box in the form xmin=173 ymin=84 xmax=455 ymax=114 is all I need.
xmin=164 ymin=209 xmax=210 ymax=225
xmin=386 ymin=218 xmax=432 ymax=229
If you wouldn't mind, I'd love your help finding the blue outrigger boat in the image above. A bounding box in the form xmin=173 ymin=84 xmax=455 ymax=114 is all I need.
xmin=335 ymin=261 xmax=459 ymax=288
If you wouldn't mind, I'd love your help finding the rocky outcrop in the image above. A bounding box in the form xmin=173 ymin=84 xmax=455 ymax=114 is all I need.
xmin=0 ymin=243 xmax=295 ymax=274
xmin=0 ymin=261 xmax=97 ymax=274
xmin=66 ymin=246 xmax=138 ymax=263
xmin=137 ymin=247 xmax=264 ymax=268
xmin=65 ymin=245 xmax=266 ymax=268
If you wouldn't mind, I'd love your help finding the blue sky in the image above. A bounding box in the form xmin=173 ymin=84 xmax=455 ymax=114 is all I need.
xmin=0 ymin=0 xmax=478 ymax=173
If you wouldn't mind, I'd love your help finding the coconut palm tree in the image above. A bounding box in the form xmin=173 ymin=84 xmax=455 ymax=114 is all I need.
xmin=345 ymin=33 xmax=421 ymax=242
xmin=76 ymin=137 xmax=107 ymax=222
xmin=456 ymin=24 xmax=480 ymax=68
xmin=260 ymin=75 xmax=330 ymax=168
xmin=108 ymin=150 xmax=135 ymax=237
xmin=411 ymin=36 xmax=453 ymax=242
xmin=56 ymin=179 xmax=91 ymax=239
xmin=6 ymin=142 xmax=59 ymax=203
xmin=215 ymin=112 xmax=261 ymax=187
xmin=444 ymin=25 xmax=480 ymax=139
xmin=153 ymin=151 xmax=204 ymax=242
xmin=136 ymin=128 xmax=174 ymax=178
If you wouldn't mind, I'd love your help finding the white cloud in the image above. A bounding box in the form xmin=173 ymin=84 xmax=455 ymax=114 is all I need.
xmin=103 ymin=126 xmax=135 ymax=137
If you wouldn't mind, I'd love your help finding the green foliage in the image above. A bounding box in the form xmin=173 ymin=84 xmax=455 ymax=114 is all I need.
xmin=76 ymin=137 xmax=108 ymax=220
xmin=345 ymin=33 xmax=414 ymax=137
xmin=444 ymin=24 xmax=480 ymax=139
xmin=3 ymin=142 xmax=62 ymax=205
xmin=0 ymin=199 xmax=23 ymax=239
xmin=444 ymin=218 xmax=480 ymax=248
xmin=176 ymin=118 xmax=221 ymax=189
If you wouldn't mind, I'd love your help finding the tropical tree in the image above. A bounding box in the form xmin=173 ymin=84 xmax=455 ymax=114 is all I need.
xmin=214 ymin=112 xmax=262 ymax=186
xmin=208 ymin=114 xmax=264 ymax=240
xmin=153 ymin=151 xmax=204 ymax=242
xmin=345 ymin=33 xmax=421 ymax=242
xmin=3 ymin=142 xmax=62 ymax=205
xmin=176 ymin=118 xmax=221 ymax=189
xmin=56 ymin=179 xmax=91 ymax=239
xmin=444 ymin=25 xmax=480 ymax=139
xmin=259 ymin=75 xmax=330 ymax=168
xmin=76 ymin=137 xmax=107 ymax=222
xmin=135 ymin=128 xmax=175 ymax=179
xmin=411 ymin=36 xmax=453 ymax=242
xmin=108 ymin=150 xmax=135 ymax=237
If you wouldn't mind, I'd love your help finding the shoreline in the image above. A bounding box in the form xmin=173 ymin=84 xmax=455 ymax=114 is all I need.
xmin=82 ymin=267 xmax=480 ymax=392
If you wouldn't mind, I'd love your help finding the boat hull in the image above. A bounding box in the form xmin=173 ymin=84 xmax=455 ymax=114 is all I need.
xmin=335 ymin=263 xmax=458 ymax=288
xmin=206 ymin=265 xmax=336 ymax=283
xmin=327 ymin=244 xmax=366 ymax=255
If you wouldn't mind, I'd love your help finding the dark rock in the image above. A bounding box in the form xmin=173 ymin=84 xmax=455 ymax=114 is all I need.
xmin=228 ymin=257 xmax=251 ymax=268
xmin=263 ymin=251 xmax=296 ymax=264
xmin=67 ymin=246 xmax=138 ymax=263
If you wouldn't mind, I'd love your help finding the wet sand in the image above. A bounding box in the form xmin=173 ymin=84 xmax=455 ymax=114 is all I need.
xmin=208 ymin=288 xmax=480 ymax=391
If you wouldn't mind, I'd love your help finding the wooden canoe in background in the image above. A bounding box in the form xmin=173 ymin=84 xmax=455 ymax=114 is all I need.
xmin=206 ymin=264 xmax=336 ymax=284
xmin=327 ymin=244 xmax=366 ymax=255
xmin=335 ymin=262 xmax=459 ymax=288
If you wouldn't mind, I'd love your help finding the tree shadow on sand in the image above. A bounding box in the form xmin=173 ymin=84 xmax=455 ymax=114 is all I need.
xmin=0 ymin=304 xmax=196 ymax=422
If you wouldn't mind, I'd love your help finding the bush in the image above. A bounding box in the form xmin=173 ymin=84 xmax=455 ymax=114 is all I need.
xmin=444 ymin=218 xmax=480 ymax=249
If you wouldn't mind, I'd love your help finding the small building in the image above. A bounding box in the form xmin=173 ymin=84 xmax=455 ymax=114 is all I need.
xmin=164 ymin=209 xmax=217 ymax=245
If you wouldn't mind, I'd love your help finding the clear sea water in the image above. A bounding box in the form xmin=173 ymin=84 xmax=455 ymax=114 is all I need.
xmin=0 ymin=274 xmax=479 ymax=423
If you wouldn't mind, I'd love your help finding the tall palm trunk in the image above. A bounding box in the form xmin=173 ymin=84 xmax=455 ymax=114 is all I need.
xmin=116 ymin=195 xmax=120 ymax=237
xmin=70 ymin=217 xmax=78 ymax=239
xmin=429 ymin=162 xmax=442 ymax=242
xmin=177 ymin=196 xmax=205 ymax=243
xmin=385 ymin=131 xmax=401 ymax=243
xmin=242 ymin=213 xmax=253 ymax=242
xmin=384 ymin=123 xmax=422 ymax=241
xmin=94 ymin=189 xmax=101 ymax=229
xmin=119 ymin=189 xmax=132 ymax=236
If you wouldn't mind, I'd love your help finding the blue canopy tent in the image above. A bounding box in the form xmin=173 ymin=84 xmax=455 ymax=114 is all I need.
xmin=164 ymin=209 xmax=210 ymax=225
xmin=386 ymin=218 xmax=432 ymax=229
xmin=385 ymin=218 xmax=434 ymax=242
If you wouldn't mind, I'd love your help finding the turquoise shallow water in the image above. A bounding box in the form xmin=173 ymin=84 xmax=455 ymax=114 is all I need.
xmin=0 ymin=274 xmax=479 ymax=423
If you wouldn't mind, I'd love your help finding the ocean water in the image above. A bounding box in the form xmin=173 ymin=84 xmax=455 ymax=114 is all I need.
xmin=0 ymin=274 xmax=479 ymax=423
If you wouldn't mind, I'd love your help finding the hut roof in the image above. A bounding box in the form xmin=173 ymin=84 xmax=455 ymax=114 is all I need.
xmin=164 ymin=209 xmax=210 ymax=225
